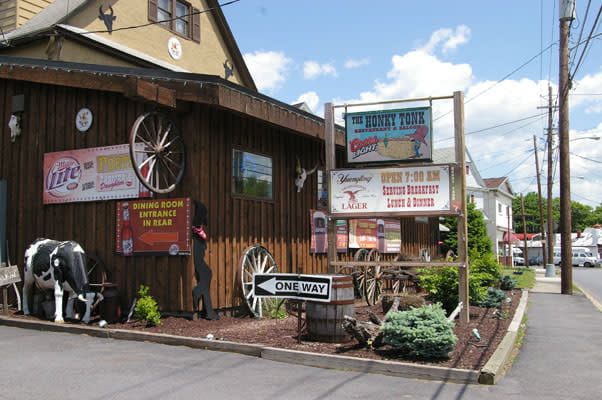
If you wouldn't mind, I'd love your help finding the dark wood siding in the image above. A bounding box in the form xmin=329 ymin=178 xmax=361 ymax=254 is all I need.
xmin=0 ymin=78 xmax=438 ymax=312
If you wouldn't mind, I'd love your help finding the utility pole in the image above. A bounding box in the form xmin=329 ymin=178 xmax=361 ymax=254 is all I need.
xmin=559 ymin=0 xmax=573 ymax=294
xmin=521 ymin=194 xmax=529 ymax=266
xmin=533 ymin=135 xmax=547 ymax=266
xmin=546 ymin=85 xmax=555 ymax=265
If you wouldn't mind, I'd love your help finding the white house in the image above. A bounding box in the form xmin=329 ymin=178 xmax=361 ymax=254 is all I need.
xmin=433 ymin=148 xmax=519 ymax=263
xmin=483 ymin=177 xmax=516 ymax=265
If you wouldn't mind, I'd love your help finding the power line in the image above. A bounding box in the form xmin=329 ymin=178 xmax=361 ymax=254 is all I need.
xmin=2 ymin=0 xmax=241 ymax=43
xmin=569 ymin=0 xmax=592 ymax=72
xmin=571 ymin=152 xmax=602 ymax=164
xmin=569 ymin=5 xmax=602 ymax=81
xmin=433 ymin=41 xmax=557 ymax=122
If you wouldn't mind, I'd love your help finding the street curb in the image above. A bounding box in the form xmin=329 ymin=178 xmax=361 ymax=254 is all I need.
xmin=479 ymin=289 xmax=529 ymax=385
xmin=574 ymin=283 xmax=602 ymax=313
xmin=0 ymin=315 xmax=479 ymax=384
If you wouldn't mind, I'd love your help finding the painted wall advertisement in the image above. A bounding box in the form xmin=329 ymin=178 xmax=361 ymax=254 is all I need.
xmin=43 ymin=144 xmax=150 ymax=204
xmin=348 ymin=219 xmax=401 ymax=253
xmin=345 ymin=107 xmax=432 ymax=163
xmin=116 ymin=197 xmax=191 ymax=255
xmin=310 ymin=210 xmax=348 ymax=254
xmin=329 ymin=165 xmax=452 ymax=215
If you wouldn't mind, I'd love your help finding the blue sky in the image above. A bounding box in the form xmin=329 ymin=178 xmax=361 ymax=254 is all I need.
xmin=224 ymin=1 xmax=602 ymax=207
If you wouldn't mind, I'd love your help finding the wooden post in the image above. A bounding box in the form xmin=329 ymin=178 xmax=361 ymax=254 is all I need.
xmin=2 ymin=287 xmax=7 ymax=316
xmin=324 ymin=103 xmax=336 ymax=274
xmin=521 ymin=194 xmax=529 ymax=266
xmin=533 ymin=135 xmax=547 ymax=264
xmin=454 ymin=91 xmax=469 ymax=324
xmin=546 ymin=85 xmax=555 ymax=265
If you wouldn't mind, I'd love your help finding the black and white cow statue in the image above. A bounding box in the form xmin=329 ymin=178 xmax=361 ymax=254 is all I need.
xmin=22 ymin=238 xmax=94 ymax=323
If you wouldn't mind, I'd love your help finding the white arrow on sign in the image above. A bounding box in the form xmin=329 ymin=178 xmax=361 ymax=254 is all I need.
xmin=257 ymin=277 xmax=300 ymax=295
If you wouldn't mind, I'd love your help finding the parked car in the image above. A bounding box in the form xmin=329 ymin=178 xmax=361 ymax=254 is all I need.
xmin=528 ymin=255 xmax=544 ymax=266
xmin=513 ymin=256 xmax=525 ymax=266
xmin=553 ymin=248 xmax=598 ymax=267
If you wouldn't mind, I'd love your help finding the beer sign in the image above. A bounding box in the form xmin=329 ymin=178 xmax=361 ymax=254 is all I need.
xmin=329 ymin=165 xmax=453 ymax=216
xmin=345 ymin=107 xmax=432 ymax=163
xmin=116 ymin=197 xmax=191 ymax=255
xmin=43 ymin=144 xmax=150 ymax=204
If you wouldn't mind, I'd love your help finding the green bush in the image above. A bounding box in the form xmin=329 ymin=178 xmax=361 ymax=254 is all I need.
xmin=418 ymin=267 xmax=486 ymax=314
xmin=263 ymin=299 xmax=287 ymax=319
xmin=479 ymin=287 xmax=506 ymax=308
xmin=500 ymin=275 xmax=517 ymax=290
xmin=381 ymin=304 xmax=458 ymax=360
xmin=470 ymin=251 xmax=502 ymax=287
xmin=135 ymin=285 xmax=161 ymax=326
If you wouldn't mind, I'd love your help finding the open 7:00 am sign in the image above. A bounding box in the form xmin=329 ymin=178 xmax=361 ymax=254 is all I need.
xmin=329 ymin=164 xmax=453 ymax=216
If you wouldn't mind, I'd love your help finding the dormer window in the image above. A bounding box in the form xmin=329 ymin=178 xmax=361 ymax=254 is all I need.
xmin=149 ymin=0 xmax=201 ymax=43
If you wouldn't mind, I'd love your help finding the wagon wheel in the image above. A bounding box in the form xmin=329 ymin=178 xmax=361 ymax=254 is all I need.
xmin=239 ymin=245 xmax=279 ymax=318
xmin=353 ymin=248 xmax=370 ymax=298
xmin=364 ymin=249 xmax=383 ymax=306
xmin=85 ymin=253 xmax=108 ymax=293
xmin=129 ymin=112 xmax=186 ymax=194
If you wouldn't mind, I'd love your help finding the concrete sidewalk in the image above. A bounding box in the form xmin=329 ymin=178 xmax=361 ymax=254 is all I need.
xmin=487 ymin=267 xmax=602 ymax=399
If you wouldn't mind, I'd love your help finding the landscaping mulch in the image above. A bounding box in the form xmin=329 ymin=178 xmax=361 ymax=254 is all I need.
xmin=9 ymin=288 xmax=522 ymax=371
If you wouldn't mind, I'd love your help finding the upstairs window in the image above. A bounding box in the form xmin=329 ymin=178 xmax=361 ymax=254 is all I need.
xmin=149 ymin=0 xmax=201 ymax=42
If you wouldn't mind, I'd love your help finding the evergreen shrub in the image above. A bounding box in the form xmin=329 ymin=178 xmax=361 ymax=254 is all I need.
xmin=479 ymin=287 xmax=507 ymax=308
xmin=381 ymin=304 xmax=458 ymax=359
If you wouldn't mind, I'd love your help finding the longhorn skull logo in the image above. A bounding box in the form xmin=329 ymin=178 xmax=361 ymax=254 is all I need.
xmin=294 ymin=157 xmax=318 ymax=193
xmin=99 ymin=5 xmax=116 ymax=34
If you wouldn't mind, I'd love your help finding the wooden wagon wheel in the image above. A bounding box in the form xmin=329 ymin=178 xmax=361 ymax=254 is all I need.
xmin=85 ymin=253 xmax=108 ymax=293
xmin=364 ymin=249 xmax=383 ymax=306
xmin=239 ymin=245 xmax=279 ymax=318
xmin=352 ymin=248 xmax=370 ymax=298
xmin=129 ymin=112 xmax=186 ymax=194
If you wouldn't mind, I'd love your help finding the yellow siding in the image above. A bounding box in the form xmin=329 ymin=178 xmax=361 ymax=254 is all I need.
xmin=66 ymin=0 xmax=244 ymax=84
xmin=16 ymin=0 xmax=54 ymax=27
xmin=0 ymin=0 xmax=17 ymax=34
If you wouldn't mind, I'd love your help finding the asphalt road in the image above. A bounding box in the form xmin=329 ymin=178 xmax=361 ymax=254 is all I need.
xmin=1 ymin=290 xmax=602 ymax=399
xmin=574 ymin=267 xmax=602 ymax=303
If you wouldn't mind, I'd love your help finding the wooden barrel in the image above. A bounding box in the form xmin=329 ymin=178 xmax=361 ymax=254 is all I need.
xmin=306 ymin=275 xmax=355 ymax=343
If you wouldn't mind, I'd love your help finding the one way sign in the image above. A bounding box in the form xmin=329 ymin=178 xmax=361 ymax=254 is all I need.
xmin=253 ymin=273 xmax=333 ymax=302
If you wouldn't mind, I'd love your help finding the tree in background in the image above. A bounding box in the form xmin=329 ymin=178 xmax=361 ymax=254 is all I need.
xmin=512 ymin=192 xmax=600 ymax=234
xmin=441 ymin=202 xmax=492 ymax=256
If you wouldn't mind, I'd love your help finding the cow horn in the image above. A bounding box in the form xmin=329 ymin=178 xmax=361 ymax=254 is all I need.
xmin=109 ymin=6 xmax=114 ymax=16
xmin=295 ymin=157 xmax=302 ymax=174
xmin=77 ymin=294 xmax=87 ymax=302
xmin=306 ymin=163 xmax=319 ymax=175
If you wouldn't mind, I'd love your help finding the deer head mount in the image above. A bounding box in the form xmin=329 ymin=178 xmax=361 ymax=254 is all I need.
xmin=99 ymin=5 xmax=116 ymax=34
xmin=295 ymin=157 xmax=318 ymax=193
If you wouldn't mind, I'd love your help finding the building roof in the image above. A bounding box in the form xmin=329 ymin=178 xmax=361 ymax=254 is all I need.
xmin=0 ymin=56 xmax=344 ymax=144
xmin=1 ymin=0 xmax=256 ymax=90
xmin=483 ymin=177 xmax=507 ymax=189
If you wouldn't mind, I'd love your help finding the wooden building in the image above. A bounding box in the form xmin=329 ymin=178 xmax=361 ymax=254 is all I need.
xmin=0 ymin=56 xmax=439 ymax=313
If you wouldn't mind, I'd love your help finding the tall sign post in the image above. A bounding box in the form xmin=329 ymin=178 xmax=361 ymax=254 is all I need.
xmin=454 ymin=91 xmax=469 ymax=324
xmin=324 ymin=103 xmax=337 ymax=274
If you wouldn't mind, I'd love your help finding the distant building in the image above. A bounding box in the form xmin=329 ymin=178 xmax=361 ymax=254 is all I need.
xmin=483 ymin=177 xmax=516 ymax=265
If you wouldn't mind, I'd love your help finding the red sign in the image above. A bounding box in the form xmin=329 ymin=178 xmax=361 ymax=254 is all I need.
xmin=116 ymin=198 xmax=191 ymax=255
xmin=310 ymin=210 xmax=348 ymax=254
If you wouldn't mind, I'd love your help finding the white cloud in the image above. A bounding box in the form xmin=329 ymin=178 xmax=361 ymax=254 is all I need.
xmin=335 ymin=26 xmax=602 ymax=206
xmin=344 ymin=58 xmax=370 ymax=69
xmin=303 ymin=61 xmax=337 ymax=79
xmin=421 ymin=25 xmax=471 ymax=54
xmin=243 ymin=50 xmax=291 ymax=93
xmin=294 ymin=91 xmax=320 ymax=113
